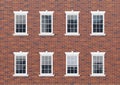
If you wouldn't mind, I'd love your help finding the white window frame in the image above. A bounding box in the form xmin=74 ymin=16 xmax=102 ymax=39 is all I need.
xmin=90 ymin=51 xmax=106 ymax=77
xmin=39 ymin=10 xmax=54 ymax=36
xmin=90 ymin=10 xmax=106 ymax=36
xmin=13 ymin=51 xmax=28 ymax=77
xmin=65 ymin=51 xmax=80 ymax=76
xmin=65 ymin=11 xmax=80 ymax=36
xmin=39 ymin=51 xmax=54 ymax=77
xmin=13 ymin=10 xmax=28 ymax=36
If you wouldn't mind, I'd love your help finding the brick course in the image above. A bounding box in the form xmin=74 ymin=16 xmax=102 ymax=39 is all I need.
xmin=0 ymin=0 xmax=120 ymax=85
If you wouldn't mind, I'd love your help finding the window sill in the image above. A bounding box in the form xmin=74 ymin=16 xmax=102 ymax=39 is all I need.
xmin=13 ymin=33 xmax=29 ymax=36
xmin=39 ymin=74 xmax=54 ymax=77
xmin=65 ymin=33 xmax=80 ymax=36
xmin=90 ymin=33 xmax=106 ymax=36
xmin=39 ymin=33 xmax=55 ymax=36
xmin=64 ymin=74 xmax=80 ymax=77
xmin=90 ymin=74 xmax=106 ymax=77
xmin=13 ymin=74 xmax=29 ymax=77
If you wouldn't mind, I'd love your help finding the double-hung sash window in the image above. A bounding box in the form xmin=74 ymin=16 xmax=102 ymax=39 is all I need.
xmin=65 ymin=11 xmax=80 ymax=36
xmin=91 ymin=10 xmax=105 ymax=36
xmin=39 ymin=51 xmax=54 ymax=76
xmin=13 ymin=51 xmax=28 ymax=77
xmin=39 ymin=11 xmax=54 ymax=36
xmin=65 ymin=52 xmax=80 ymax=76
xmin=91 ymin=51 xmax=105 ymax=77
xmin=13 ymin=10 xmax=28 ymax=36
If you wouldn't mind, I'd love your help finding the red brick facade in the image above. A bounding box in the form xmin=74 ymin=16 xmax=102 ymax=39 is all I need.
xmin=0 ymin=0 xmax=120 ymax=85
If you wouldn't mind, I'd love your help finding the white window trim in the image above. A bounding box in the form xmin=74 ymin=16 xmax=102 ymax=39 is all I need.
xmin=65 ymin=51 xmax=80 ymax=77
xmin=90 ymin=51 xmax=106 ymax=77
xmin=13 ymin=51 xmax=29 ymax=77
xmin=39 ymin=10 xmax=54 ymax=36
xmin=13 ymin=10 xmax=28 ymax=36
xmin=65 ymin=11 xmax=80 ymax=36
xmin=90 ymin=10 xmax=106 ymax=36
xmin=39 ymin=51 xmax=54 ymax=77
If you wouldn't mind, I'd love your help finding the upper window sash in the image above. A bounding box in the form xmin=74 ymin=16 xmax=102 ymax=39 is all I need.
xmin=13 ymin=51 xmax=28 ymax=77
xmin=39 ymin=11 xmax=54 ymax=36
xmin=91 ymin=10 xmax=105 ymax=36
xmin=13 ymin=10 xmax=28 ymax=36
xmin=39 ymin=51 xmax=54 ymax=76
xmin=90 ymin=51 xmax=105 ymax=77
xmin=65 ymin=11 xmax=80 ymax=36
xmin=65 ymin=51 xmax=80 ymax=76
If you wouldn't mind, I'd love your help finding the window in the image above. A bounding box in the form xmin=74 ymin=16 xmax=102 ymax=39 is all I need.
xmin=91 ymin=51 xmax=105 ymax=77
xmin=65 ymin=51 xmax=80 ymax=76
xmin=65 ymin=11 xmax=80 ymax=36
xmin=91 ymin=10 xmax=105 ymax=36
xmin=39 ymin=51 xmax=54 ymax=76
xmin=39 ymin=11 xmax=54 ymax=36
xmin=13 ymin=10 xmax=28 ymax=36
xmin=13 ymin=51 xmax=28 ymax=77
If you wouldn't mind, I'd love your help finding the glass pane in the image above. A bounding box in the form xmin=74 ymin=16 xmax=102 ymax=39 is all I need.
xmin=67 ymin=55 xmax=78 ymax=74
xmin=23 ymin=15 xmax=26 ymax=24
xmin=67 ymin=15 xmax=77 ymax=33
xmin=93 ymin=15 xmax=103 ymax=33
xmin=41 ymin=15 xmax=52 ymax=33
xmin=42 ymin=65 xmax=51 ymax=73
xmin=67 ymin=66 xmax=77 ymax=73
xmin=42 ymin=56 xmax=51 ymax=65
xmin=16 ymin=15 xmax=20 ymax=23
xmin=19 ymin=15 xmax=23 ymax=24
xmin=16 ymin=56 xmax=26 ymax=74
xmin=93 ymin=56 xmax=103 ymax=74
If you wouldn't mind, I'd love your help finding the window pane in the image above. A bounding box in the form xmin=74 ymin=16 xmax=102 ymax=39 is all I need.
xmin=23 ymin=15 xmax=26 ymax=24
xmin=42 ymin=65 xmax=51 ymax=73
xmin=16 ymin=15 xmax=20 ymax=24
xmin=41 ymin=15 xmax=52 ymax=33
xmin=67 ymin=56 xmax=78 ymax=74
xmin=16 ymin=56 xmax=26 ymax=74
xmin=93 ymin=56 xmax=103 ymax=74
xmin=93 ymin=15 xmax=104 ymax=33
xmin=15 ymin=15 xmax=26 ymax=33
xmin=67 ymin=15 xmax=77 ymax=33
xmin=19 ymin=15 xmax=23 ymax=24
xmin=41 ymin=56 xmax=52 ymax=74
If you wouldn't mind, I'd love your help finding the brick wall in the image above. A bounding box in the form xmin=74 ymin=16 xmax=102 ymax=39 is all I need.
xmin=0 ymin=0 xmax=120 ymax=85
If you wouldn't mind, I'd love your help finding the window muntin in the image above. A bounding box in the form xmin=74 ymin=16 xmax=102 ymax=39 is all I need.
xmin=39 ymin=52 xmax=54 ymax=76
xmin=91 ymin=11 xmax=105 ymax=36
xmin=14 ymin=11 xmax=28 ymax=36
xmin=91 ymin=52 xmax=105 ymax=77
xmin=39 ymin=11 xmax=54 ymax=36
xmin=65 ymin=11 xmax=80 ymax=36
xmin=13 ymin=51 xmax=28 ymax=76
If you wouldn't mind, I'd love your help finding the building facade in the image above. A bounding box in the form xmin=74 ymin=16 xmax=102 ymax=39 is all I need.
xmin=0 ymin=0 xmax=120 ymax=85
